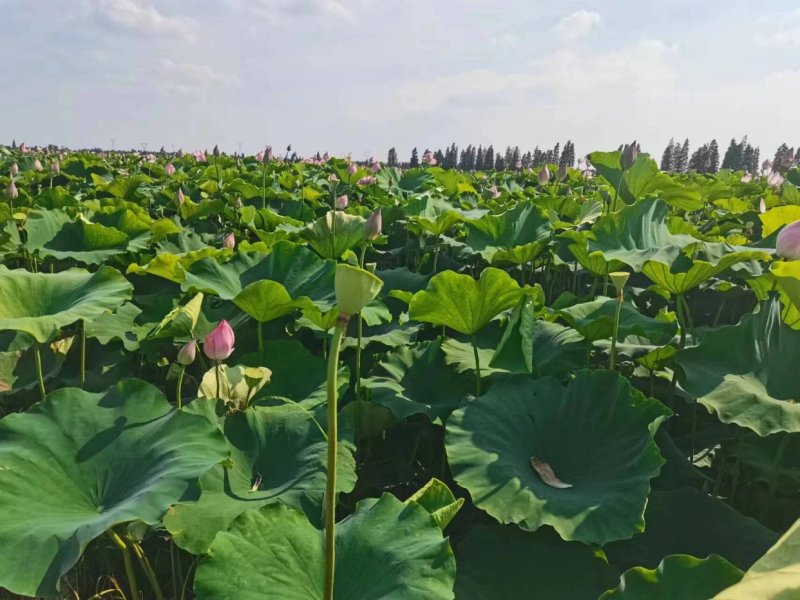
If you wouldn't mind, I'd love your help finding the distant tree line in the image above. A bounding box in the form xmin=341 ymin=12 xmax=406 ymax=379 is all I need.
xmin=659 ymin=137 xmax=797 ymax=175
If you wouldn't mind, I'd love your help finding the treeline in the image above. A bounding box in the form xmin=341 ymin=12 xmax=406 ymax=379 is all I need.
xmin=387 ymin=142 xmax=576 ymax=171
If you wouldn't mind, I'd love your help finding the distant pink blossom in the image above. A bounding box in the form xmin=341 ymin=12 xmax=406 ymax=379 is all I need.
xmin=223 ymin=232 xmax=235 ymax=249
xmin=194 ymin=150 xmax=207 ymax=163
xmin=165 ymin=162 xmax=176 ymax=176
xmin=777 ymin=220 xmax=800 ymax=260
xmin=357 ymin=176 xmax=377 ymax=186
xmin=335 ymin=194 xmax=349 ymax=210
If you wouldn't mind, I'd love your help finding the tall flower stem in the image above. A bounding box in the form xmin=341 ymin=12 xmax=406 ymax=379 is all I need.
xmin=34 ymin=343 xmax=46 ymax=400
xmin=354 ymin=245 xmax=368 ymax=441
xmin=129 ymin=537 xmax=165 ymax=600
xmin=108 ymin=530 xmax=140 ymax=600
xmin=472 ymin=335 xmax=481 ymax=396
xmin=175 ymin=365 xmax=186 ymax=410
xmin=215 ymin=361 xmax=221 ymax=400
xmin=80 ymin=319 xmax=86 ymax=388
xmin=609 ymin=288 xmax=624 ymax=370
xmin=324 ymin=317 xmax=348 ymax=600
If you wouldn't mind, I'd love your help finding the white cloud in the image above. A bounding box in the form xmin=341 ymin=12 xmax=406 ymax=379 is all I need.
xmin=91 ymin=0 xmax=194 ymax=39
xmin=128 ymin=59 xmax=240 ymax=98
xmin=555 ymin=10 xmax=601 ymax=40
xmin=231 ymin=0 xmax=364 ymax=22
xmin=757 ymin=9 xmax=800 ymax=47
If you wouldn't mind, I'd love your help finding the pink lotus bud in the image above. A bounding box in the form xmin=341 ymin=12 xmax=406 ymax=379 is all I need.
xmin=741 ymin=173 xmax=753 ymax=183
xmin=165 ymin=162 xmax=176 ymax=176
xmin=6 ymin=181 xmax=18 ymax=199
xmin=516 ymin=161 xmax=523 ymax=170
xmin=33 ymin=159 xmax=43 ymax=171
xmin=176 ymin=188 xmax=185 ymax=205
xmin=323 ymin=152 xmax=330 ymax=161
xmin=264 ymin=146 xmax=273 ymax=162
xmin=538 ymin=165 xmax=551 ymax=185
xmin=767 ymin=170 xmax=785 ymax=189
xmin=213 ymin=145 xmax=220 ymax=157
xmin=256 ymin=151 xmax=265 ymax=162
xmin=194 ymin=150 xmax=207 ymax=163
xmin=366 ymin=208 xmax=382 ymax=240
xmin=557 ymin=164 xmax=568 ymax=181
xmin=203 ymin=320 xmax=235 ymax=361
xmin=223 ymin=232 xmax=235 ymax=249
xmin=50 ymin=161 xmax=60 ymax=174
xmin=335 ymin=194 xmax=349 ymax=210
xmin=490 ymin=184 xmax=501 ymax=199
xmin=347 ymin=162 xmax=357 ymax=175
xmin=357 ymin=176 xmax=376 ymax=186
xmin=759 ymin=198 xmax=767 ymax=214
xmin=777 ymin=220 xmax=800 ymax=260
xmin=371 ymin=161 xmax=381 ymax=173
xmin=328 ymin=173 xmax=339 ymax=182
xmin=621 ymin=141 xmax=638 ymax=170
xmin=422 ymin=150 xmax=436 ymax=165
xmin=10 ymin=163 xmax=18 ymax=177
xmin=177 ymin=339 xmax=197 ymax=365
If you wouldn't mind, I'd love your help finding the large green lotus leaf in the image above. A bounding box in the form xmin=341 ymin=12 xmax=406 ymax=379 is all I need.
xmin=127 ymin=247 xmax=226 ymax=283
xmin=586 ymin=198 xmax=697 ymax=271
xmin=0 ymin=380 xmax=228 ymax=597
xmin=771 ymin=261 xmax=800 ymax=329
xmin=676 ymin=298 xmax=800 ymax=436
xmin=446 ymin=370 xmax=670 ymax=544
xmin=193 ymin=494 xmax=456 ymax=599
xmin=0 ymin=266 xmax=133 ymax=343
xmin=715 ymin=517 xmax=800 ymax=599
xmin=165 ymin=403 xmax=356 ymax=555
xmin=409 ymin=267 xmax=526 ymax=335
xmin=730 ymin=432 xmax=800 ymax=490
xmin=406 ymin=195 xmax=465 ymax=236
xmin=302 ymin=211 xmax=367 ymax=259
xmin=761 ymin=205 xmax=800 ymax=237
xmin=604 ymin=489 xmax=778 ymax=571
xmin=643 ymin=249 xmax=771 ymax=295
xmin=364 ymin=338 xmax=471 ymax=421
xmin=557 ymin=296 xmax=677 ymax=343
xmin=0 ymin=333 xmax=71 ymax=394
xmin=183 ymin=241 xmax=335 ymax=306
xmin=455 ymin=522 xmax=618 ymax=600
xmin=565 ymin=230 xmax=628 ymax=277
xmin=464 ymin=202 xmax=552 ymax=264
xmin=405 ymin=478 xmax=464 ymax=530
xmin=198 ymin=364 xmax=272 ymax=408
xmin=601 ymin=554 xmax=743 ymax=600
xmin=147 ymin=292 xmax=204 ymax=339
xmin=233 ymin=279 xmax=312 ymax=323
xmin=83 ymin=302 xmax=141 ymax=351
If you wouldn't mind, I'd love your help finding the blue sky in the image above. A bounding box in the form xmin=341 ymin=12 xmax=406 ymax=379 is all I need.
xmin=1 ymin=0 xmax=798 ymax=160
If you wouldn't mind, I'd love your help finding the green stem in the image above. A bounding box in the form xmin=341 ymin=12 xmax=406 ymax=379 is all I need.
xmin=129 ymin=537 xmax=165 ymax=600
xmin=324 ymin=318 xmax=347 ymax=600
xmin=257 ymin=322 xmax=263 ymax=353
xmin=472 ymin=335 xmax=481 ymax=396
xmin=676 ymin=295 xmax=688 ymax=349
xmin=432 ymin=244 xmax=440 ymax=273
xmin=34 ymin=343 xmax=45 ymax=400
xmin=762 ymin=434 xmax=792 ymax=520
xmin=108 ymin=530 xmax=140 ymax=600
xmin=176 ymin=365 xmax=186 ymax=410
xmin=261 ymin=162 xmax=268 ymax=210
xmin=80 ymin=319 xmax=86 ymax=388
xmin=215 ymin=361 xmax=221 ymax=400
xmin=610 ymin=291 xmax=623 ymax=370
xmin=611 ymin=177 xmax=622 ymax=214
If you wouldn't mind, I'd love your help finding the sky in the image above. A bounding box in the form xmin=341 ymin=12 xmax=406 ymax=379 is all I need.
xmin=1 ymin=0 xmax=799 ymax=161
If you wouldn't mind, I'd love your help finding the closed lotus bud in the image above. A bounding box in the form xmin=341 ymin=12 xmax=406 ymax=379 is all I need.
xmin=557 ymin=164 xmax=568 ymax=181
xmin=203 ymin=320 xmax=235 ymax=361
xmin=213 ymin=145 xmax=220 ymax=157
xmin=177 ymin=339 xmax=197 ymax=365
xmin=264 ymin=146 xmax=273 ymax=162
xmin=10 ymin=163 xmax=18 ymax=176
xmin=610 ymin=271 xmax=630 ymax=293
xmin=256 ymin=150 xmax=265 ymax=162
xmin=50 ymin=161 xmax=60 ymax=174
xmin=165 ymin=162 xmax=175 ymax=176
xmin=328 ymin=173 xmax=339 ymax=182
xmin=335 ymin=264 xmax=383 ymax=316
xmin=371 ymin=161 xmax=381 ymax=173
xmin=358 ymin=176 xmax=376 ymax=186
xmin=176 ymin=188 xmax=185 ymax=205
xmin=194 ymin=150 xmax=206 ymax=163
xmin=538 ymin=165 xmax=550 ymax=185
xmin=621 ymin=141 xmax=638 ymax=170
xmin=235 ymin=196 xmax=243 ymax=208
xmin=767 ymin=170 xmax=785 ymax=189
xmin=33 ymin=159 xmax=43 ymax=171
xmin=6 ymin=181 xmax=18 ymax=199
xmin=365 ymin=208 xmax=382 ymax=240
xmin=223 ymin=232 xmax=235 ymax=249
xmin=760 ymin=198 xmax=767 ymax=214
xmin=777 ymin=220 xmax=800 ymax=260
xmin=18 ymin=143 xmax=26 ymax=153
xmin=335 ymin=194 xmax=349 ymax=210
xmin=347 ymin=162 xmax=357 ymax=175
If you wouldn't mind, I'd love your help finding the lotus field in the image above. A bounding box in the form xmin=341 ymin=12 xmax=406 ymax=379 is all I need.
xmin=3 ymin=144 xmax=800 ymax=599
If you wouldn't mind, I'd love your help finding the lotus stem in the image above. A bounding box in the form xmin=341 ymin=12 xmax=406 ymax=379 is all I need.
xmin=261 ymin=162 xmax=268 ymax=210
xmin=129 ymin=537 xmax=165 ymax=600
xmin=472 ymin=335 xmax=481 ymax=396
xmin=34 ymin=343 xmax=45 ymax=400
xmin=324 ymin=316 xmax=348 ymax=600
xmin=80 ymin=319 xmax=86 ymax=388
xmin=610 ymin=288 xmax=623 ymax=371
xmin=762 ymin=434 xmax=792 ymax=521
xmin=176 ymin=365 xmax=186 ymax=410
xmin=257 ymin=322 xmax=263 ymax=353
xmin=107 ymin=530 xmax=140 ymax=600
xmin=215 ymin=361 xmax=221 ymax=400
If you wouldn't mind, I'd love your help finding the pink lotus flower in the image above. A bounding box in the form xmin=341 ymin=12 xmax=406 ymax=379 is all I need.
xmin=165 ymin=162 xmax=176 ymax=176
xmin=366 ymin=208 xmax=382 ymax=240
xmin=194 ymin=150 xmax=207 ymax=163
xmin=777 ymin=220 xmax=800 ymax=260
xmin=10 ymin=163 xmax=18 ymax=177
xmin=490 ymin=184 xmax=501 ymax=199
xmin=767 ymin=170 xmax=785 ymax=189
xmin=33 ymin=159 xmax=43 ymax=171
xmin=371 ymin=161 xmax=381 ymax=173
xmin=176 ymin=188 xmax=185 ymax=205
xmin=422 ymin=150 xmax=436 ymax=165
xmin=347 ymin=162 xmax=357 ymax=175
xmin=6 ymin=181 xmax=18 ymax=199
xmin=358 ymin=176 xmax=376 ymax=186
xmin=50 ymin=161 xmax=60 ymax=174
xmin=204 ymin=320 xmax=235 ymax=361
xmin=335 ymin=194 xmax=349 ymax=210
xmin=18 ymin=143 xmax=28 ymax=154
xmin=538 ymin=165 xmax=551 ymax=185
xmin=177 ymin=340 xmax=197 ymax=365
xmin=223 ymin=232 xmax=235 ymax=249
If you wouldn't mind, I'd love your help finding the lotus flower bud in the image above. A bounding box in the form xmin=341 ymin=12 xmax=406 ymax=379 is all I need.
xmin=10 ymin=163 xmax=18 ymax=177
xmin=347 ymin=162 xmax=357 ymax=175
xmin=335 ymin=264 xmax=383 ymax=317
xmin=223 ymin=232 xmax=235 ymax=249
xmin=777 ymin=221 xmax=800 ymax=260
xmin=557 ymin=164 xmax=568 ymax=181
xmin=538 ymin=165 xmax=550 ymax=185
xmin=50 ymin=161 xmax=60 ymax=174
xmin=335 ymin=194 xmax=349 ymax=210
xmin=33 ymin=159 xmax=43 ymax=171
xmin=177 ymin=339 xmax=197 ymax=365
xmin=610 ymin=271 xmax=630 ymax=293
xmin=203 ymin=320 xmax=235 ymax=361
xmin=177 ymin=148 xmax=185 ymax=157
xmin=264 ymin=146 xmax=273 ymax=162
xmin=256 ymin=150 xmax=265 ymax=162
xmin=621 ymin=141 xmax=638 ymax=170
xmin=422 ymin=150 xmax=436 ymax=165
xmin=358 ymin=176 xmax=376 ymax=186
xmin=366 ymin=208 xmax=382 ymax=240
xmin=194 ymin=150 xmax=206 ymax=163
xmin=165 ymin=162 xmax=176 ymax=176
xmin=490 ymin=184 xmax=501 ymax=199
xmin=767 ymin=170 xmax=785 ymax=189
xmin=328 ymin=173 xmax=339 ymax=182
xmin=235 ymin=196 xmax=243 ymax=209
xmin=371 ymin=161 xmax=381 ymax=173
xmin=176 ymin=188 xmax=185 ymax=205
xmin=18 ymin=143 xmax=26 ymax=153
xmin=759 ymin=198 xmax=767 ymax=214
xmin=6 ymin=181 xmax=18 ymax=199
xmin=213 ymin=145 xmax=220 ymax=157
